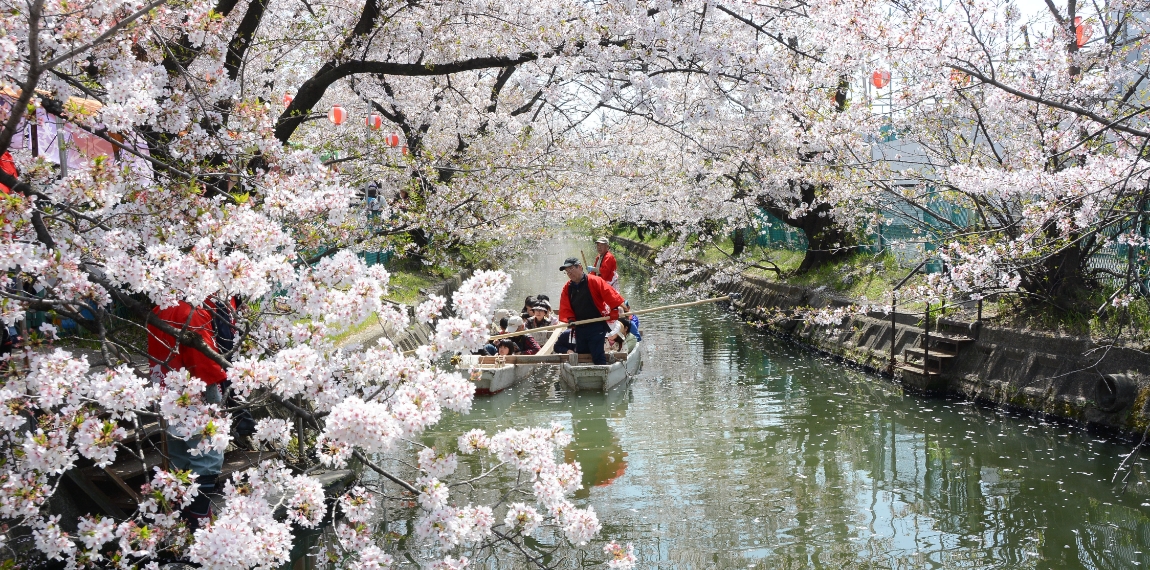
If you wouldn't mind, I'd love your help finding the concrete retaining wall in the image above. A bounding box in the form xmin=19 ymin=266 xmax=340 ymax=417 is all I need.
xmin=612 ymin=236 xmax=1150 ymax=439
xmin=340 ymin=270 xmax=472 ymax=351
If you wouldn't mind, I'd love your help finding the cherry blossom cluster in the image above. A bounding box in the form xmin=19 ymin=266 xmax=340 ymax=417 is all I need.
xmin=187 ymin=462 xmax=308 ymax=569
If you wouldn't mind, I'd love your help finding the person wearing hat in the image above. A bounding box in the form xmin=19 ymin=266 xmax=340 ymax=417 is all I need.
xmin=519 ymin=296 xmax=538 ymax=320
xmin=504 ymin=315 xmax=541 ymax=355
xmin=365 ymin=181 xmax=381 ymax=219
xmin=557 ymin=257 xmax=627 ymax=365
xmin=588 ymin=237 xmax=619 ymax=290
xmin=526 ymin=300 xmax=557 ymax=329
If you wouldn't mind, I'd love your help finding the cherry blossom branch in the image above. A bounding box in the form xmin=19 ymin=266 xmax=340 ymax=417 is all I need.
xmin=0 ymin=0 xmax=44 ymax=155
xmin=714 ymin=4 xmax=824 ymax=63
xmin=44 ymin=0 xmax=172 ymax=69
xmin=952 ymin=65 xmax=1150 ymax=139
xmin=351 ymin=450 xmax=418 ymax=494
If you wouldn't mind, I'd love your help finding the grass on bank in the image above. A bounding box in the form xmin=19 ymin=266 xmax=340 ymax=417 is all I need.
xmin=328 ymin=268 xmax=441 ymax=346
xmin=984 ymin=290 xmax=1150 ymax=344
xmin=612 ymin=225 xmax=924 ymax=303
xmin=610 ymin=226 xmax=1150 ymax=347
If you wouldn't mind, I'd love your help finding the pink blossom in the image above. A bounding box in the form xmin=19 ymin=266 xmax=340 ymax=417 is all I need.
xmin=338 ymin=486 xmax=376 ymax=524
xmin=503 ymin=503 xmax=542 ymax=534
xmin=603 ymin=541 xmax=637 ymax=569
xmin=32 ymin=516 xmax=74 ymax=561
xmin=417 ymin=447 xmax=459 ymax=479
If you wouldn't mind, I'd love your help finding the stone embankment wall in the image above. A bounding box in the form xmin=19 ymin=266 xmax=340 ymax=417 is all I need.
xmin=340 ymin=270 xmax=472 ymax=351
xmin=612 ymin=236 xmax=1150 ymax=439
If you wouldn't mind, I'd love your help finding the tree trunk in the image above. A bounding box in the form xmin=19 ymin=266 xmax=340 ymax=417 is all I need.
xmin=1021 ymin=240 xmax=1093 ymax=308
xmin=732 ymin=228 xmax=746 ymax=257
xmin=400 ymin=228 xmax=429 ymax=268
xmin=757 ymin=181 xmax=855 ymax=274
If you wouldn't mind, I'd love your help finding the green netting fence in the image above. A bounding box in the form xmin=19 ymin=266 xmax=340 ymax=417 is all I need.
xmin=358 ymin=250 xmax=394 ymax=267
xmin=740 ymin=205 xmax=1150 ymax=292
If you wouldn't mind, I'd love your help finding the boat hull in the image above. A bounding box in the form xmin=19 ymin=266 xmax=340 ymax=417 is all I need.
xmin=558 ymin=343 xmax=642 ymax=392
xmin=458 ymin=356 xmax=538 ymax=395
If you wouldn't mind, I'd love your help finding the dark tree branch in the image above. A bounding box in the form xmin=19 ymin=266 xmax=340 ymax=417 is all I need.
xmin=224 ymin=0 xmax=270 ymax=80
xmin=162 ymin=0 xmax=247 ymax=74
xmin=276 ymin=52 xmax=543 ymax=142
xmin=953 ymin=65 xmax=1150 ymax=139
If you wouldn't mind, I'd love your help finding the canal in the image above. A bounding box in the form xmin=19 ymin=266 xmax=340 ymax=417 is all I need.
xmin=420 ymin=236 xmax=1150 ymax=569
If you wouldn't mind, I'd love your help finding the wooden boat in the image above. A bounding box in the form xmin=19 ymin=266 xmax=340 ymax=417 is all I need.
xmin=529 ymin=329 xmax=553 ymax=345
xmin=558 ymin=341 xmax=642 ymax=392
xmin=460 ymin=329 xmax=568 ymax=395
xmin=457 ymin=355 xmax=538 ymax=395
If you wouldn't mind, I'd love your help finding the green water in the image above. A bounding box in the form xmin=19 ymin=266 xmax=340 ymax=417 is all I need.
xmin=421 ymin=238 xmax=1150 ymax=569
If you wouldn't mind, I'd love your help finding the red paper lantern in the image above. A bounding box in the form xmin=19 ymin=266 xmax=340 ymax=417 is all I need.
xmin=402 ymin=145 xmax=408 ymax=155
xmin=1074 ymin=16 xmax=1091 ymax=47
xmin=385 ymin=132 xmax=400 ymax=147
xmin=328 ymin=105 xmax=346 ymax=125
xmin=872 ymin=70 xmax=891 ymax=89
xmin=282 ymin=93 xmax=293 ymax=107
xmin=366 ymin=114 xmax=382 ymax=130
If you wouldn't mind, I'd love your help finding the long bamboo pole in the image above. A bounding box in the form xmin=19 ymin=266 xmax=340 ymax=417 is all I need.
xmin=485 ymin=295 xmax=732 ymax=342
xmin=536 ymin=327 xmax=565 ymax=356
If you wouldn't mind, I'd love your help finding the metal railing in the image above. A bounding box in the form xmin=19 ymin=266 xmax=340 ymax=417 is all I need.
xmin=885 ymin=259 xmax=983 ymax=376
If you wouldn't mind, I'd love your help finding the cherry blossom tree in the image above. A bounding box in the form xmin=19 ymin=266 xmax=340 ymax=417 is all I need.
xmin=590 ymin=0 xmax=1148 ymax=319
xmin=872 ymin=0 xmax=1150 ymax=311
xmin=2 ymin=0 xmax=1147 ymax=565
xmin=544 ymin=0 xmax=887 ymax=275
xmin=0 ymin=0 xmax=672 ymax=567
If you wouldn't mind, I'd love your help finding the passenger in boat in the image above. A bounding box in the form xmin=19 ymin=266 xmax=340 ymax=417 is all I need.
xmin=491 ymin=309 xmax=510 ymax=334
xmin=520 ymin=295 xmax=538 ymax=320
xmin=553 ymin=330 xmax=574 ymax=355
xmin=605 ymin=318 xmax=628 ymax=352
xmin=557 ymin=257 xmax=627 ymax=365
xmin=496 ymin=339 xmax=520 ymax=356
xmin=505 ymin=316 xmax=541 ymax=355
xmin=477 ymin=316 xmax=510 ymax=355
xmin=527 ymin=300 xmax=558 ymax=328
xmin=588 ymin=237 xmax=619 ymax=290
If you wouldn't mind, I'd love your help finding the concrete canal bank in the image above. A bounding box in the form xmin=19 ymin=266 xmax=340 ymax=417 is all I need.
xmin=339 ymin=270 xmax=472 ymax=350
xmin=612 ymin=236 xmax=1150 ymax=439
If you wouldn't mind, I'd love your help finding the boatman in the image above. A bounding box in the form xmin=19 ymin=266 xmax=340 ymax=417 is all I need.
xmin=558 ymin=257 xmax=627 ymax=365
xmin=588 ymin=236 xmax=619 ymax=290
xmin=147 ymin=301 xmax=226 ymax=530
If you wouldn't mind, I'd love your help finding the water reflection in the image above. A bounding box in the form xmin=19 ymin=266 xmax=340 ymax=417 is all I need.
xmin=564 ymin=392 xmax=629 ymax=497
xmin=424 ymin=235 xmax=1150 ymax=569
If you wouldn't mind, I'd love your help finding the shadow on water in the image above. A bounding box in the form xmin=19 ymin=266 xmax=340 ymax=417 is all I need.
xmin=420 ymin=234 xmax=1150 ymax=569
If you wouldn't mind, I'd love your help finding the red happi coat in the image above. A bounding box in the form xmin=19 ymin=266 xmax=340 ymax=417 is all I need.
xmin=558 ymin=273 xmax=626 ymax=324
xmin=593 ymin=251 xmax=618 ymax=288
xmin=147 ymin=301 xmax=227 ymax=385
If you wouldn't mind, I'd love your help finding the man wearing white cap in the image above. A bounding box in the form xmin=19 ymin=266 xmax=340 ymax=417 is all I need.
xmin=504 ymin=315 xmax=541 ymax=355
xmin=588 ymin=236 xmax=619 ymax=290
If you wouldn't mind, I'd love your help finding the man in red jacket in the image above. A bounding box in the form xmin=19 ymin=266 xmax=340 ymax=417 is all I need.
xmin=0 ymin=151 xmax=18 ymax=194
xmin=557 ymin=257 xmax=627 ymax=365
xmin=147 ymin=300 xmax=227 ymax=529
xmin=589 ymin=236 xmax=619 ymax=290
xmin=148 ymin=301 xmax=228 ymax=385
